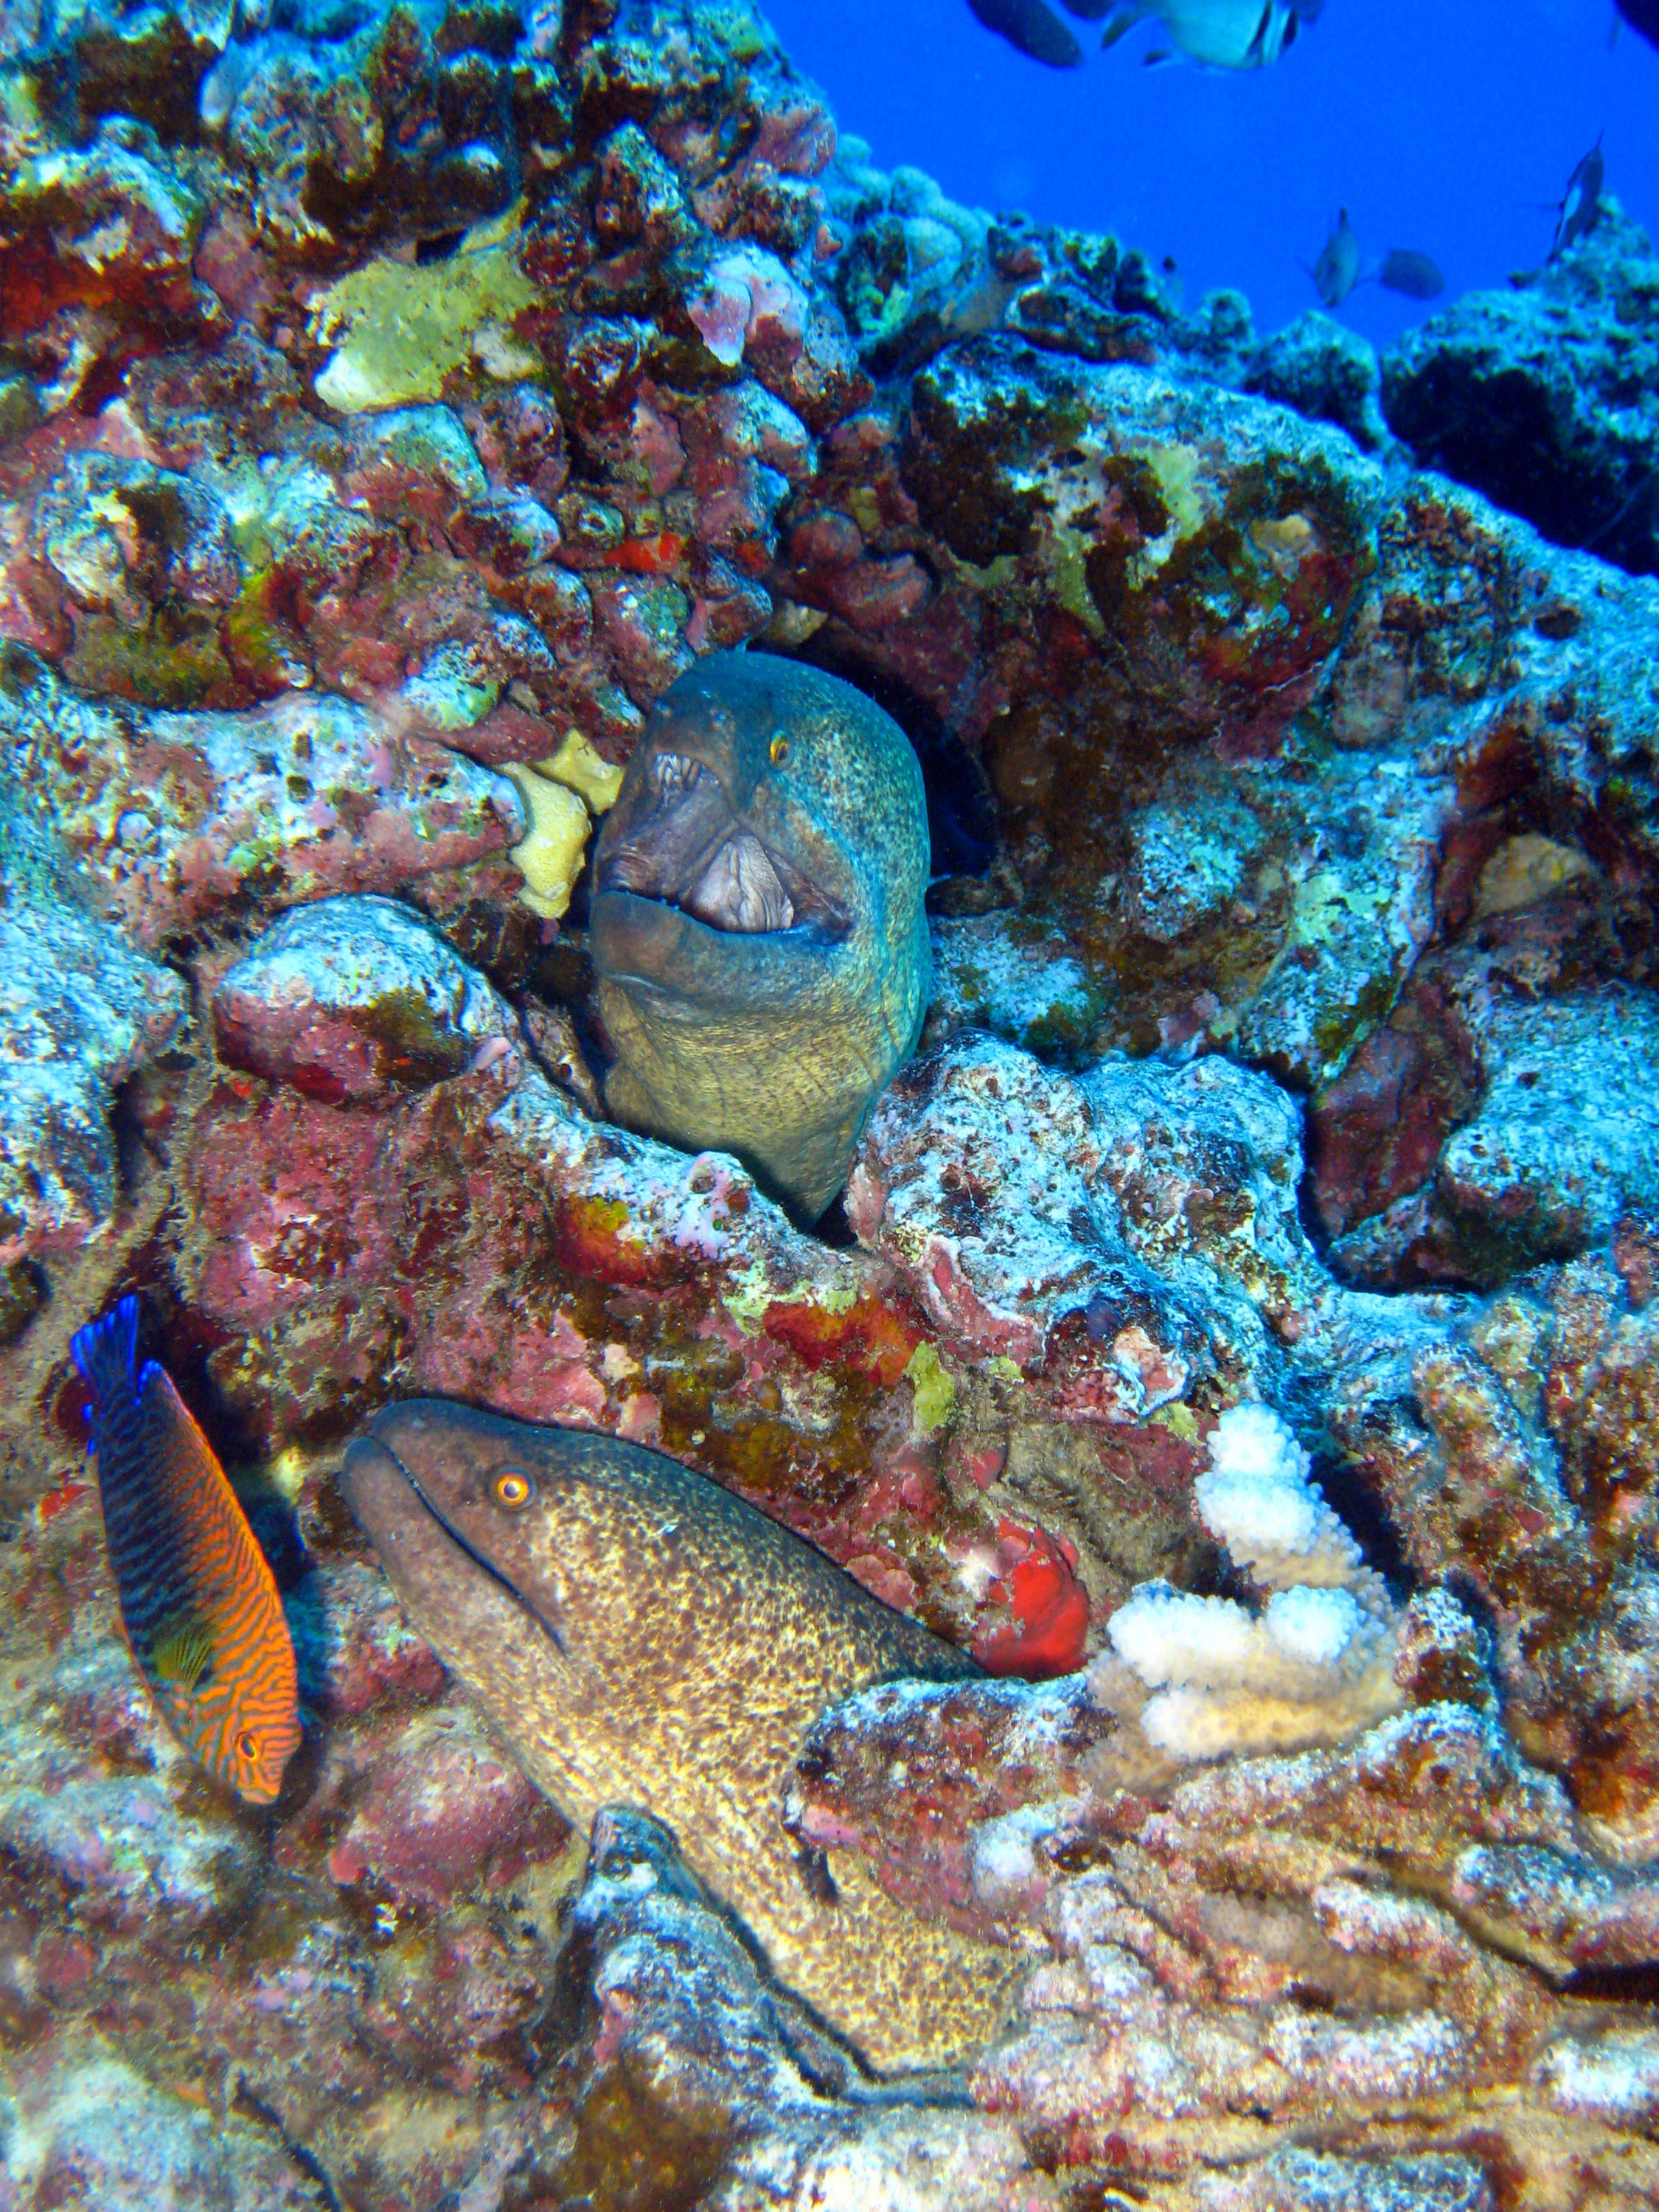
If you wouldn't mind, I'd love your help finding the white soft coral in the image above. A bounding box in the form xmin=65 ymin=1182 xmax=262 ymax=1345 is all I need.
xmin=1105 ymin=1404 xmax=1403 ymax=1761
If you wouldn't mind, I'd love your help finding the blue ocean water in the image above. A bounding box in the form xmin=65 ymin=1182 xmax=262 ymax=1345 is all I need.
xmin=762 ymin=0 xmax=1659 ymax=347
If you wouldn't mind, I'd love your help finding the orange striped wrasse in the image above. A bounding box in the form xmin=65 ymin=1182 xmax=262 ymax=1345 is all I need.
xmin=70 ymin=1298 xmax=302 ymax=1805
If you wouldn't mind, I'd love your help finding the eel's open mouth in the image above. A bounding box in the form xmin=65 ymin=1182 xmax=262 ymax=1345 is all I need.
xmin=596 ymin=753 xmax=850 ymax=937
xmin=341 ymin=1430 xmax=566 ymax=1653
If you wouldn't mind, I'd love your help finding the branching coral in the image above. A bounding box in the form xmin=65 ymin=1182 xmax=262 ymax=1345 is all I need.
xmin=1106 ymin=1404 xmax=1403 ymax=1759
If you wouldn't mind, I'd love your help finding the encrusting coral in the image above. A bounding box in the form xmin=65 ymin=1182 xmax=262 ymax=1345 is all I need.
xmin=504 ymin=760 xmax=593 ymax=920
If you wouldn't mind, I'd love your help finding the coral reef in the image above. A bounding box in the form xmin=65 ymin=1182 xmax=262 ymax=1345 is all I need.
xmin=1 ymin=0 xmax=1658 ymax=2199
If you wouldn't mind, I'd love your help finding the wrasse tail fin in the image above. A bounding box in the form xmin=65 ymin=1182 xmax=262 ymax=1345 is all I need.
xmin=70 ymin=1294 xmax=139 ymax=1411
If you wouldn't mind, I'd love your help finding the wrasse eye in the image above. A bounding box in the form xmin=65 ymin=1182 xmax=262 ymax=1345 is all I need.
xmin=237 ymin=1730 xmax=260 ymax=1761
xmin=493 ymin=1469 xmax=534 ymax=1510
xmin=768 ymin=734 xmax=790 ymax=767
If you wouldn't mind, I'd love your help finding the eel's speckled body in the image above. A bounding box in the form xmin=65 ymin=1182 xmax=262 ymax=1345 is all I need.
xmin=341 ymin=1400 xmax=1025 ymax=2073
xmin=589 ymin=651 xmax=931 ymax=1222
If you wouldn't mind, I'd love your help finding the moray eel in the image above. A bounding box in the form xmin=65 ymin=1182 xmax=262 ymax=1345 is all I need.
xmin=341 ymin=1401 xmax=1024 ymax=2073
xmin=589 ymin=652 xmax=931 ymax=1222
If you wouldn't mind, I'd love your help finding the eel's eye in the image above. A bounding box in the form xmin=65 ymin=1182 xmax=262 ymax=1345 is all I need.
xmin=493 ymin=1469 xmax=533 ymax=1509
xmin=237 ymin=1731 xmax=260 ymax=1761
xmin=769 ymin=734 xmax=790 ymax=766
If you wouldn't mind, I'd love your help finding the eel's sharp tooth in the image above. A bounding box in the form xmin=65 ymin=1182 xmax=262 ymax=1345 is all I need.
xmin=652 ymin=751 xmax=701 ymax=804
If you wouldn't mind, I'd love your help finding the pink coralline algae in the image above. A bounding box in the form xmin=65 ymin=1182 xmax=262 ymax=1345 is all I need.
xmin=3 ymin=0 xmax=1659 ymax=2201
xmin=323 ymin=1703 xmax=568 ymax=1912
xmin=3 ymin=653 xmax=526 ymax=950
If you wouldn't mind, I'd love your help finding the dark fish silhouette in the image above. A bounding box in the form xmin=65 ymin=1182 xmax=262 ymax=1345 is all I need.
xmin=72 ymin=1298 xmax=301 ymax=1804
xmin=967 ymin=0 xmax=1084 ymax=66
xmin=1379 ymin=248 xmax=1445 ymax=301
xmin=1615 ymin=1 xmax=1659 ymax=54
xmin=1554 ymin=137 xmax=1605 ymax=257
xmin=1311 ymin=209 xmax=1361 ymax=307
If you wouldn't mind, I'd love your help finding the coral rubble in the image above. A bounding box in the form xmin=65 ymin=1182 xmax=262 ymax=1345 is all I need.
xmin=1 ymin=0 xmax=1658 ymax=2202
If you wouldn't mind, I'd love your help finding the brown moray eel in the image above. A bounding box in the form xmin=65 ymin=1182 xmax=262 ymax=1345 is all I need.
xmin=589 ymin=651 xmax=931 ymax=1222
xmin=341 ymin=1401 xmax=1025 ymax=2073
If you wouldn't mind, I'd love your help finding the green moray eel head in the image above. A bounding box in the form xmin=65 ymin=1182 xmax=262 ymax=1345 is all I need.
xmin=590 ymin=651 xmax=931 ymax=1222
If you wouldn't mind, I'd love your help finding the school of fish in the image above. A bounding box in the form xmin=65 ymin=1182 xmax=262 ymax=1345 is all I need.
xmin=964 ymin=0 xmax=1627 ymax=312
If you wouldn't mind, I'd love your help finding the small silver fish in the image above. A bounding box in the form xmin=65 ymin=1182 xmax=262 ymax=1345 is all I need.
xmin=1310 ymin=208 xmax=1361 ymax=307
xmin=1102 ymin=0 xmax=1309 ymax=68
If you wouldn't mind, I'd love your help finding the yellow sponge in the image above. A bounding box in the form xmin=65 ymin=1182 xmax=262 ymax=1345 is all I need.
xmin=506 ymin=767 xmax=592 ymax=920
xmin=538 ymin=728 xmax=625 ymax=815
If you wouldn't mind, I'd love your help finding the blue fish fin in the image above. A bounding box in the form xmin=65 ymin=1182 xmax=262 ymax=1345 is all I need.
xmin=1100 ymin=7 xmax=1141 ymax=48
xmin=70 ymin=1295 xmax=139 ymax=1411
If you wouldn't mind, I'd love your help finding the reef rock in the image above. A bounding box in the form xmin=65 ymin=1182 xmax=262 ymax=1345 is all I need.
xmin=0 ymin=790 xmax=185 ymax=1306
xmin=1382 ymin=201 xmax=1659 ymax=577
xmin=1245 ymin=307 xmax=1391 ymax=455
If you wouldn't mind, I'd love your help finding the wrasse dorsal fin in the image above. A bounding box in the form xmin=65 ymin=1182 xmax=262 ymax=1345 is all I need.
xmin=150 ymin=1609 xmax=216 ymax=1691
xmin=136 ymin=1363 xmax=270 ymax=1587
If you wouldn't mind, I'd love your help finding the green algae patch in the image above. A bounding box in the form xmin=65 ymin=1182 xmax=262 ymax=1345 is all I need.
xmin=352 ymin=987 xmax=477 ymax=1088
xmin=0 ymin=1255 xmax=44 ymax=1347
xmin=309 ymin=208 xmax=541 ymax=413
xmin=223 ymin=574 xmax=313 ymax=692
xmin=722 ymin=1258 xmax=774 ymax=1335
xmin=1153 ymin=1400 xmax=1200 ymax=1444
xmin=1040 ymin=518 xmax=1105 ymax=641
xmin=905 ymin=1341 xmax=956 ymax=1439
xmin=64 ymin=609 xmax=234 ymax=711
xmin=1125 ymin=439 xmax=1207 ymax=585
xmin=549 ymin=1192 xmax=661 ymax=1287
